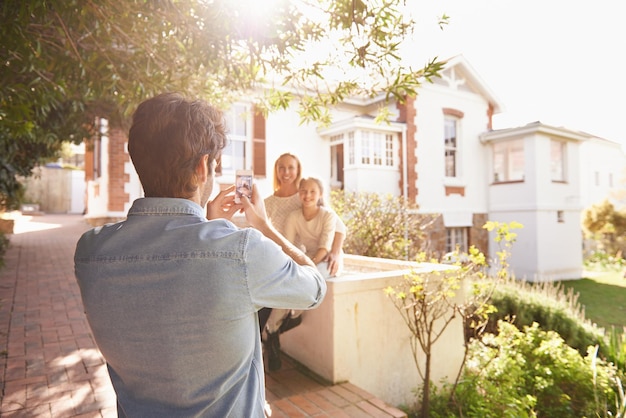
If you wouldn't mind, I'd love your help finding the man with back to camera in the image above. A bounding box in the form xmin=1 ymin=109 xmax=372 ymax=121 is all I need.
xmin=74 ymin=92 xmax=326 ymax=417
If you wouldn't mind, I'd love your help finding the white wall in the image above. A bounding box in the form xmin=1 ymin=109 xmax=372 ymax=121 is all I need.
xmin=85 ymin=123 xmax=114 ymax=220
xmin=413 ymin=83 xmax=491 ymax=216
xmin=343 ymin=166 xmax=400 ymax=195
xmin=70 ymin=169 xmax=86 ymax=214
xmin=486 ymin=126 xmax=585 ymax=280
xmin=124 ymin=141 xmax=143 ymax=212
xmin=579 ymin=137 xmax=626 ymax=208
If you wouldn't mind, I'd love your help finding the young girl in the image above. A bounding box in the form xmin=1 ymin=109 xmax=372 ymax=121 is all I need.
xmin=284 ymin=177 xmax=340 ymax=278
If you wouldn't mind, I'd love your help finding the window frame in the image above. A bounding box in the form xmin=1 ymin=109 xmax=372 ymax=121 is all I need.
xmin=493 ymin=139 xmax=525 ymax=183
xmin=444 ymin=116 xmax=459 ymax=178
xmin=220 ymin=103 xmax=251 ymax=176
xmin=354 ymin=130 xmax=396 ymax=168
xmin=550 ymin=139 xmax=567 ymax=182
xmin=446 ymin=227 xmax=468 ymax=253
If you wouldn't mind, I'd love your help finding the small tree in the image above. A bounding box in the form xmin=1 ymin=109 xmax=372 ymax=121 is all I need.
xmin=582 ymin=199 xmax=626 ymax=257
xmin=384 ymin=221 xmax=522 ymax=417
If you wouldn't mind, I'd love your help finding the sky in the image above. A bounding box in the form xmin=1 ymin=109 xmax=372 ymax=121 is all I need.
xmin=404 ymin=0 xmax=626 ymax=147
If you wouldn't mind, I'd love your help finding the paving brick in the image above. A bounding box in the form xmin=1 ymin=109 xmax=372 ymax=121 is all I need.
xmin=356 ymin=400 xmax=392 ymax=418
xmin=330 ymin=384 xmax=364 ymax=403
xmin=273 ymin=398 xmax=308 ymax=417
xmin=340 ymin=382 xmax=375 ymax=400
xmin=305 ymin=390 xmax=341 ymax=412
xmin=368 ymin=398 xmax=407 ymax=418
xmin=317 ymin=387 xmax=352 ymax=408
xmin=288 ymin=394 xmax=325 ymax=415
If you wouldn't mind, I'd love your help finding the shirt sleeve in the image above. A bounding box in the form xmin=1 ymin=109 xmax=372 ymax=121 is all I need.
xmin=243 ymin=227 xmax=326 ymax=311
xmin=318 ymin=210 xmax=337 ymax=252
xmin=283 ymin=210 xmax=298 ymax=244
xmin=334 ymin=214 xmax=347 ymax=236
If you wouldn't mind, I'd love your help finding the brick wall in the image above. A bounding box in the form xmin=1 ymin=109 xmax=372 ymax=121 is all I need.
xmin=471 ymin=213 xmax=489 ymax=255
xmin=107 ymin=127 xmax=130 ymax=212
xmin=396 ymin=96 xmax=418 ymax=201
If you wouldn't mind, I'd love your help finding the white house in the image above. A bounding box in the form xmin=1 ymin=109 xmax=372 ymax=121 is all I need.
xmin=83 ymin=55 xmax=626 ymax=281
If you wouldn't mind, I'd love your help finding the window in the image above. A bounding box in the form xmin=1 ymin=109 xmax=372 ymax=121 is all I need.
xmin=444 ymin=117 xmax=458 ymax=177
xmin=361 ymin=132 xmax=371 ymax=164
xmin=557 ymin=210 xmax=564 ymax=223
xmin=493 ymin=139 xmax=524 ymax=182
xmin=550 ymin=140 xmax=566 ymax=182
xmin=358 ymin=131 xmax=394 ymax=167
xmin=330 ymin=134 xmax=345 ymax=188
xmin=318 ymin=118 xmax=402 ymax=175
xmin=221 ymin=104 xmax=249 ymax=174
xmin=446 ymin=227 xmax=468 ymax=253
xmin=337 ymin=130 xmax=395 ymax=168
xmin=348 ymin=132 xmax=355 ymax=165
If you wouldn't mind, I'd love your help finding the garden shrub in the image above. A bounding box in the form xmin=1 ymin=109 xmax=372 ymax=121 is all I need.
xmin=430 ymin=321 xmax=621 ymax=418
xmin=331 ymin=190 xmax=437 ymax=260
xmin=584 ymin=250 xmax=626 ymax=272
xmin=486 ymin=278 xmax=608 ymax=358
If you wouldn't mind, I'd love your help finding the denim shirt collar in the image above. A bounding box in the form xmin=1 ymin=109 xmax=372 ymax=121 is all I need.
xmin=127 ymin=198 xmax=206 ymax=218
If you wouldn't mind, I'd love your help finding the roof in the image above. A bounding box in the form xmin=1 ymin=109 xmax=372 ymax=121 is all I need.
xmin=437 ymin=54 xmax=505 ymax=115
xmin=480 ymin=121 xmax=594 ymax=142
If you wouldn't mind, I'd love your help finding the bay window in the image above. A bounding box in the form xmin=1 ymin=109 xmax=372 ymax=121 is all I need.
xmin=493 ymin=139 xmax=524 ymax=182
xmin=550 ymin=139 xmax=566 ymax=182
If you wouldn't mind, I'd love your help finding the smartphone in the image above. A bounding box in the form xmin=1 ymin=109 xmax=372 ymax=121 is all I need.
xmin=235 ymin=170 xmax=253 ymax=203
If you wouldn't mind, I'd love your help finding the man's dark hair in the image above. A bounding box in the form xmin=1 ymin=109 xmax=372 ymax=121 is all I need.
xmin=128 ymin=92 xmax=227 ymax=198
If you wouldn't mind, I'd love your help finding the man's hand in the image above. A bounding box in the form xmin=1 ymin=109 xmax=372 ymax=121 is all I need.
xmin=207 ymin=185 xmax=240 ymax=220
xmin=240 ymin=186 xmax=314 ymax=268
xmin=238 ymin=184 xmax=269 ymax=229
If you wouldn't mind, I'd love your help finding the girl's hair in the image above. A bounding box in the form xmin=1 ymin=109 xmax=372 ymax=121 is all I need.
xmin=299 ymin=177 xmax=325 ymax=207
xmin=273 ymin=153 xmax=302 ymax=191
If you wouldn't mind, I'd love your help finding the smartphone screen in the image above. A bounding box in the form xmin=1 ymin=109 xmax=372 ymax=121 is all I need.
xmin=235 ymin=170 xmax=253 ymax=203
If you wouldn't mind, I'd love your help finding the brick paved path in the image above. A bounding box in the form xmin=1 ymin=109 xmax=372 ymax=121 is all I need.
xmin=0 ymin=214 xmax=406 ymax=417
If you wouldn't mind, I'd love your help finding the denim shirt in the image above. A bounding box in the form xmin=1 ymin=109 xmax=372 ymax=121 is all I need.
xmin=74 ymin=198 xmax=326 ymax=417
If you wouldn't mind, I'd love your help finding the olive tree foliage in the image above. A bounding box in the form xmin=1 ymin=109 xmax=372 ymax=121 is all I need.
xmin=0 ymin=0 xmax=447 ymax=208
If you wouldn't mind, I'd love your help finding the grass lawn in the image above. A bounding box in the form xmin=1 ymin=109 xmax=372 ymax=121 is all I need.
xmin=558 ymin=270 xmax=626 ymax=331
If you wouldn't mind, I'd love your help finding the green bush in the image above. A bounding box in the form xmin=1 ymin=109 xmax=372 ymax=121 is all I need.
xmin=584 ymin=250 xmax=626 ymax=272
xmin=486 ymin=278 xmax=608 ymax=359
xmin=331 ymin=190 xmax=437 ymax=260
xmin=430 ymin=321 xmax=621 ymax=418
xmin=607 ymin=326 xmax=626 ymax=371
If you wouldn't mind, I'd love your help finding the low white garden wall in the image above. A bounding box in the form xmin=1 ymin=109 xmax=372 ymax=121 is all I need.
xmin=280 ymin=254 xmax=465 ymax=407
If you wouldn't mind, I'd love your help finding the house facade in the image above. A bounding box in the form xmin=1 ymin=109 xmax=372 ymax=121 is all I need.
xmin=83 ymin=55 xmax=625 ymax=281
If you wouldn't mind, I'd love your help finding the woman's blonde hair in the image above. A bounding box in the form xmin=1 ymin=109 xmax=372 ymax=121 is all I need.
xmin=272 ymin=153 xmax=302 ymax=191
